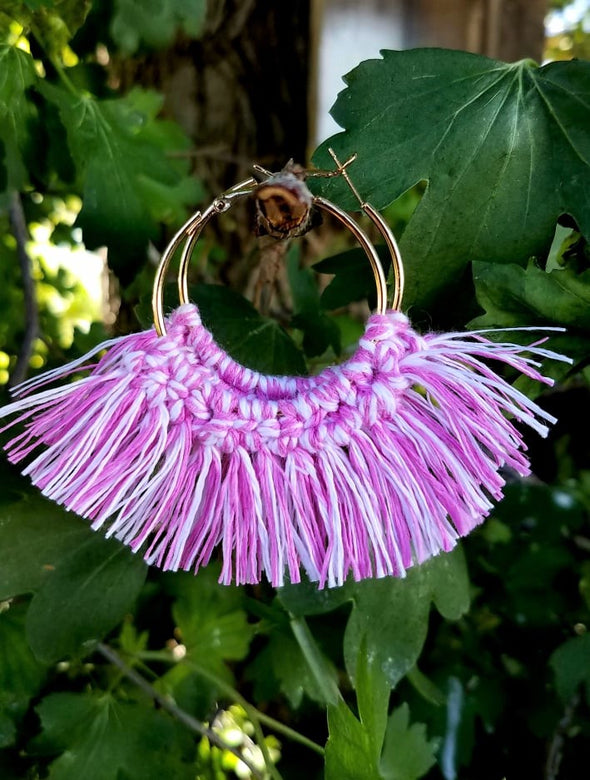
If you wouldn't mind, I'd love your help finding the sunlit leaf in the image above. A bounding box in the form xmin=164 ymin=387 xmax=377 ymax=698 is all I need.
xmin=0 ymin=45 xmax=37 ymax=191
xmin=40 ymin=83 xmax=201 ymax=281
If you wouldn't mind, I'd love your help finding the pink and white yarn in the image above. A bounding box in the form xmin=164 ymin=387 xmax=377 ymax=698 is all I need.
xmin=0 ymin=304 xmax=568 ymax=587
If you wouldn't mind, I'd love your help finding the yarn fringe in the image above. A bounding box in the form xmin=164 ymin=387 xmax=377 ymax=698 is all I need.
xmin=0 ymin=305 xmax=570 ymax=588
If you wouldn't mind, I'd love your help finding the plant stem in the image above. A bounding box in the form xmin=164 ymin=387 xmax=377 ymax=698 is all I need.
xmin=8 ymin=191 xmax=38 ymax=387
xmin=182 ymin=661 xmax=284 ymax=780
xmin=289 ymin=615 xmax=341 ymax=706
xmin=138 ymin=649 xmax=325 ymax=756
xmin=95 ymin=642 xmax=264 ymax=780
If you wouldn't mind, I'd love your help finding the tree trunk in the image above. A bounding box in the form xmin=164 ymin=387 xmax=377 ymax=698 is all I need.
xmin=402 ymin=0 xmax=548 ymax=61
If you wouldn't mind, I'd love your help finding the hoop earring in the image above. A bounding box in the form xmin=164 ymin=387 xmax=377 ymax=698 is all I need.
xmin=0 ymin=154 xmax=569 ymax=588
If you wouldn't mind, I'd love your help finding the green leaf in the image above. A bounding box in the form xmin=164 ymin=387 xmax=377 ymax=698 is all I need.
xmin=41 ymin=84 xmax=200 ymax=280
xmin=2 ymin=2 xmax=92 ymax=51
xmin=280 ymin=549 xmax=470 ymax=689
xmin=248 ymin=628 xmax=339 ymax=708
xmin=111 ymin=0 xmax=207 ymax=53
xmin=470 ymin=258 xmax=590 ymax=385
xmin=194 ymin=284 xmax=307 ymax=375
xmin=0 ymin=604 xmax=47 ymax=747
xmin=287 ymin=247 xmax=341 ymax=357
xmin=325 ymin=700 xmax=380 ymax=780
xmin=356 ymin=638 xmax=390 ymax=758
xmin=0 ymin=45 xmax=38 ymax=190
xmin=550 ymin=633 xmax=590 ymax=705
xmin=136 ymin=283 xmax=307 ymax=375
xmin=25 ymin=535 xmax=147 ymax=663
xmin=380 ymin=703 xmax=438 ymax=780
xmin=165 ymin=567 xmax=256 ymax=675
xmin=34 ymin=692 xmax=194 ymax=780
xmin=314 ymin=51 xmax=590 ymax=309
xmin=315 ymin=245 xmax=392 ymax=311
xmin=0 ymin=496 xmax=92 ymax=599
xmin=472 ymin=258 xmax=590 ymax=330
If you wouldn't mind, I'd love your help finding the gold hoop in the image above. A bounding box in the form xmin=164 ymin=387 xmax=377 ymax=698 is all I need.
xmin=151 ymin=153 xmax=405 ymax=337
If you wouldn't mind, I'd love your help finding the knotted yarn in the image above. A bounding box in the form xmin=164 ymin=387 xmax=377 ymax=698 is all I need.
xmin=0 ymin=304 xmax=568 ymax=588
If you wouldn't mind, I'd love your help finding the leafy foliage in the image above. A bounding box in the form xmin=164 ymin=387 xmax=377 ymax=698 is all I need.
xmin=33 ymin=692 xmax=195 ymax=779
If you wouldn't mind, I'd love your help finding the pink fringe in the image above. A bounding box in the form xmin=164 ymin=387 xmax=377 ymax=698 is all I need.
xmin=0 ymin=305 xmax=569 ymax=588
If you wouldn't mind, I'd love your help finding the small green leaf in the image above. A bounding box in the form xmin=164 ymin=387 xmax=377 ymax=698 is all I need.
xmin=34 ymin=692 xmax=194 ymax=780
xmin=380 ymin=703 xmax=438 ymax=780
xmin=472 ymin=258 xmax=590 ymax=330
xmin=248 ymin=628 xmax=339 ymax=708
xmin=550 ymin=633 xmax=590 ymax=705
xmin=0 ymin=604 xmax=47 ymax=747
xmin=0 ymin=45 xmax=38 ymax=190
xmin=166 ymin=567 xmax=256 ymax=675
xmin=314 ymin=51 xmax=590 ymax=309
xmin=111 ymin=0 xmax=207 ymax=53
xmin=26 ymin=535 xmax=147 ymax=663
xmin=0 ymin=497 xmax=92 ymax=599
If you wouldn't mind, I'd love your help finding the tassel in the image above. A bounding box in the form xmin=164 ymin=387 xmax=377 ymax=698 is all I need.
xmin=0 ymin=303 xmax=568 ymax=588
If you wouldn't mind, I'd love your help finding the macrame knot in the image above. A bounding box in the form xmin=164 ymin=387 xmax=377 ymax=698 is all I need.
xmin=0 ymin=302 xmax=569 ymax=588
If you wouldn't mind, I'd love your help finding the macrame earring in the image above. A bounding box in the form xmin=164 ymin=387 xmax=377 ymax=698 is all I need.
xmin=0 ymin=150 xmax=568 ymax=588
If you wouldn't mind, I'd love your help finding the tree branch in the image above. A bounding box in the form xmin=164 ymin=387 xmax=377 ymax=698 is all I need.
xmin=8 ymin=191 xmax=38 ymax=387
xmin=95 ymin=642 xmax=264 ymax=779
xmin=545 ymin=691 xmax=580 ymax=780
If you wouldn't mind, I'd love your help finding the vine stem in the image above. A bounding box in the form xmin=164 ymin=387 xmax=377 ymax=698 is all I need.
xmin=138 ymin=649 xmax=325 ymax=757
xmin=95 ymin=642 xmax=264 ymax=780
xmin=138 ymin=651 xmax=282 ymax=779
xmin=289 ymin=614 xmax=342 ymax=706
xmin=8 ymin=191 xmax=38 ymax=387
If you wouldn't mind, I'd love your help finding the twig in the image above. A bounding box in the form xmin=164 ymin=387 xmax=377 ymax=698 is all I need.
xmin=95 ymin=642 xmax=264 ymax=780
xmin=8 ymin=191 xmax=38 ymax=387
xmin=545 ymin=691 xmax=580 ymax=780
xmin=139 ymin=649 xmax=324 ymax=757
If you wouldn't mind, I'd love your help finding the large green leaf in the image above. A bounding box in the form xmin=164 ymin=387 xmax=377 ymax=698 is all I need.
xmin=111 ymin=0 xmax=207 ymax=53
xmin=0 ymin=496 xmax=91 ymax=599
xmin=41 ymin=84 xmax=201 ymax=279
xmin=0 ymin=604 xmax=47 ymax=748
xmin=33 ymin=692 xmax=194 ymax=780
xmin=0 ymin=45 xmax=37 ymax=191
xmin=26 ymin=535 xmax=147 ymax=663
xmin=280 ymin=549 xmax=470 ymax=689
xmin=314 ymin=50 xmax=590 ymax=309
